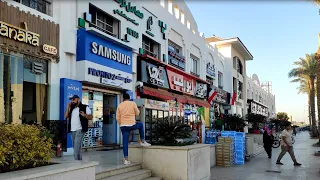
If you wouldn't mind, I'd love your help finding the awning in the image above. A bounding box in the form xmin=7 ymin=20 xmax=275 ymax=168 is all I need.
xmin=143 ymin=86 xmax=210 ymax=107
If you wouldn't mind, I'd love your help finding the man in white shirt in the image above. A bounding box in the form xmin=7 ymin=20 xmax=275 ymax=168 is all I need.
xmin=64 ymin=95 xmax=92 ymax=160
xmin=276 ymin=122 xmax=301 ymax=166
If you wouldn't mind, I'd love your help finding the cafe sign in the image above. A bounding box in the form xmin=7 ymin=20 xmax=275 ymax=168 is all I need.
xmin=0 ymin=21 xmax=39 ymax=46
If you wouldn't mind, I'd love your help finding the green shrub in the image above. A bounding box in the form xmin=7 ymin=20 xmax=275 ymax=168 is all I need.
xmin=152 ymin=119 xmax=195 ymax=146
xmin=0 ymin=124 xmax=54 ymax=173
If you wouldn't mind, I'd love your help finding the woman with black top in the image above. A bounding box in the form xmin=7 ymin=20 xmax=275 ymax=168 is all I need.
xmin=263 ymin=128 xmax=273 ymax=158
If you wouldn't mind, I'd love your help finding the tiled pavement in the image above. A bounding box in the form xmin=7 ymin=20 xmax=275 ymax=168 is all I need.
xmin=210 ymin=131 xmax=320 ymax=180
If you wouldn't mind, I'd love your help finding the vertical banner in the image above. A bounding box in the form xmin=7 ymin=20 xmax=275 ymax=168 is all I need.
xmin=60 ymin=78 xmax=82 ymax=149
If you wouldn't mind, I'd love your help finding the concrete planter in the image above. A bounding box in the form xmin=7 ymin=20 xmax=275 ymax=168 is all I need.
xmin=129 ymin=144 xmax=211 ymax=180
xmin=0 ymin=161 xmax=98 ymax=180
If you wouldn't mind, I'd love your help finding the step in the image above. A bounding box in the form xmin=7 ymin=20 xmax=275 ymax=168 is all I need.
xmin=100 ymin=169 xmax=152 ymax=180
xmin=143 ymin=177 xmax=162 ymax=180
xmin=96 ymin=163 xmax=142 ymax=180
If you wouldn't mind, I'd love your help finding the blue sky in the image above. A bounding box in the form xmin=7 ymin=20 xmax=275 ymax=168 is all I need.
xmin=185 ymin=1 xmax=320 ymax=123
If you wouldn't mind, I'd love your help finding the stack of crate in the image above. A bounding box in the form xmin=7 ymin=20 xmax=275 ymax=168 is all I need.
xmin=234 ymin=132 xmax=246 ymax=165
xmin=216 ymin=137 xmax=234 ymax=167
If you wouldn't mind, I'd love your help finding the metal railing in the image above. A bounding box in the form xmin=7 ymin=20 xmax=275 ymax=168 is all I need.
xmin=142 ymin=48 xmax=158 ymax=59
xmin=15 ymin=0 xmax=52 ymax=16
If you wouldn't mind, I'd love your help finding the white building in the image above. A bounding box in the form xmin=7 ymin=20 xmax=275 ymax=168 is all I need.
xmin=2 ymin=0 xmax=269 ymax=152
xmin=247 ymin=74 xmax=276 ymax=119
xmin=206 ymin=36 xmax=254 ymax=117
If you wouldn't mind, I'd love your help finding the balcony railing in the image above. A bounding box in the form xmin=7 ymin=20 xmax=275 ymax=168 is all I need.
xmin=142 ymin=48 xmax=158 ymax=59
xmin=14 ymin=0 xmax=52 ymax=16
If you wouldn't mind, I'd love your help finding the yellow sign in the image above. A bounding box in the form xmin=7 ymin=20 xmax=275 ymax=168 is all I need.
xmin=0 ymin=21 xmax=40 ymax=46
xmin=43 ymin=44 xmax=57 ymax=55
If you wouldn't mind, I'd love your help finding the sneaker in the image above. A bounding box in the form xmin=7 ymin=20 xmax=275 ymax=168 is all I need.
xmin=124 ymin=160 xmax=131 ymax=165
xmin=140 ymin=141 xmax=151 ymax=147
xmin=294 ymin=163 xmax=302 ymax=166
xmin=276 ymin=161 xmax=284 ymax=165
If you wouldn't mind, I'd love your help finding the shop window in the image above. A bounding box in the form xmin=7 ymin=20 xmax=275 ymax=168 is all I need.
xmin=0 ymin=53 xmax=48 ymax=124
xmin=190 ymin=54 xmax=199 ymax=76
xmin=168 ymin=0 xmax=173 ymax=14
xmin=142 ymin=35 xmax=160 ymax=59
xmin=89 ymin=4 xmax=120 ymax=39
xmin=14 ymin=0 xmax=52 ymax=16
xmin=218 ymin=71 xmax=223 ymax=89
xmin=181 ymin=11 xmax=185 ymax=24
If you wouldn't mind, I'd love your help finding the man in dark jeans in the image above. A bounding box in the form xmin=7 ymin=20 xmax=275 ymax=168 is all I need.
xmin=64 ymin=95 xmax=92 ymax=160
xmin=116 ymin=93 xmax=151 ymax=165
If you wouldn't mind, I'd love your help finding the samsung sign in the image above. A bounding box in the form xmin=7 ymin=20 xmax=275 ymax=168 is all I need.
xmin=91 ymin=42 xmax=131 ymax=65
xmin=88 ymin=67 xmax=132 ymax=84
xmin=76 ymin=29 xmax=132 ymax=74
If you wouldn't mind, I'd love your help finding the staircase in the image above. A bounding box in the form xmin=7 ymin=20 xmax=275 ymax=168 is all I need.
xmin=252 ymin=143 xmax=264 ymax=157
xmin=96 ymin=163 xmax=162 ymax=180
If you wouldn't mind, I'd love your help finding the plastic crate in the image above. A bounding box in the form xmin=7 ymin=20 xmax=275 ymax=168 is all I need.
xmin=236 ymin=132 xmax=245 ymax=137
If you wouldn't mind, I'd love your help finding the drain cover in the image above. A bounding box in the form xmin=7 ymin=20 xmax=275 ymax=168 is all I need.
xmin=265 ymin=170 xmax=281 ymax=173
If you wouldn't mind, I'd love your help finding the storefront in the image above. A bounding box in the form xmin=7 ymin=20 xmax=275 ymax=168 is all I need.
xmin=207 ymin=86 xmax=231 ymax=129
xmin=60 ymin=28 xmax=133 ymax=151
xmin=136 ymin=54 xmax=210 ymax=142
xmin=0 ymin=1 xmax=59 ymax=125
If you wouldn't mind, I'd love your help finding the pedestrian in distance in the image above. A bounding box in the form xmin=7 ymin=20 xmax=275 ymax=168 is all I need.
xmin=276 ymin=122 xmax=301 ymax=166
xmin=263 ymin=127 xmax=273 ymax=158
xmin=64 ymin=95 xmax=93 ymax=160
xmin=116 ymin=93 xmax=151 ymax=165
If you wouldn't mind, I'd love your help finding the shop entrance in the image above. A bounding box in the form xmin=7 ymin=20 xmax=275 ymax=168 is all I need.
xmin=82 ymin=88 xmax=119 ymax=148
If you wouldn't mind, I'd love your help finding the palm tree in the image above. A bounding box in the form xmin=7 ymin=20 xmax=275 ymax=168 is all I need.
xmin=288 ymin=53 xmax=318 ymax=136
xmin=291 ymin=76 xmax=314 ymax=127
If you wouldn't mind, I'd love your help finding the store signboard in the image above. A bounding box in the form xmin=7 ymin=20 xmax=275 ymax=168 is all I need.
xmin=211 ymin=86 xmax=228 ymax=104
xmin=166 ymin=69 xmax=195 ymax=96
xmin=248 ymin=100 xmax=268 ymax=117
xmin=206 ymin=62 xmax=216 ymax=78
xmin=145 ymin=99 xmax=169 ymax=111
xmin=76 ymin=28 xmax=132 ymax=74
xmin=195 ymin=81 xmax=207 ymax=99
xmin=139 ymin=60 xmax=170 ymax=89
xmin=76 ymin=60 xmax=133 ymax=90
xmin=168 ymin=49 xmax=185 ymax=70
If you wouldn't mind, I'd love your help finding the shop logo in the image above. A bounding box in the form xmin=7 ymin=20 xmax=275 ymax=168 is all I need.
xmin=114 ymin=0 xmax=144 ymax=19
xmin=88 ymin=67 xmax=132 ymax=84
xmin=67 ymin=84 xmax=80 ymax=91
xmin=158 ymin=20 xmax=167 ymax=40
xmin=43 ymin=44 xmax=57 ymax=55
xmin=206 ymin=62 xmax=215 ymax=77
xmin=147 ymin=65 xmax=164 ymax=86
xmin=91 ymin=42 xmax=131 ymax=65
xmin=0 ymin=21 xmax=40 ymax=46
xmin=195 ymin=82 xmax=207 ymax=98
xmin=183 ymin=80 xmax=193 ymax=93
xmin=146 ymin=16 xmax=154 ymax=37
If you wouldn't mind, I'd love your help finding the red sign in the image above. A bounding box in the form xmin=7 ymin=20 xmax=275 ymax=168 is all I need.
xmin=167 ymin=69 xmax=195 ymax=96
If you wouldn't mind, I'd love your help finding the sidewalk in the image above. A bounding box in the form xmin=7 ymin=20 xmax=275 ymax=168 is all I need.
xmin=210 ymin=131 xmax=320 ymax=180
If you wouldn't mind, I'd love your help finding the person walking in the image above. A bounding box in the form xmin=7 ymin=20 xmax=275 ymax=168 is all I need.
xmin=64 ymin=95 xmax=92 ymax=160
xmin=263 ymin=127 xmax=273 ymax=158
xmin=276 ymin=122 xmax=301 ymax=166
xmin=116 ymin=93 xmax=151 ymax=165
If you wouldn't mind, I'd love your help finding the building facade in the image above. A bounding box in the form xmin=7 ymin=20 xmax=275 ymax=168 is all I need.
xmin=0 ymin=0 xmax=277 ymax=153
xmin=246 ymin=74 xmax=276 ymax=119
